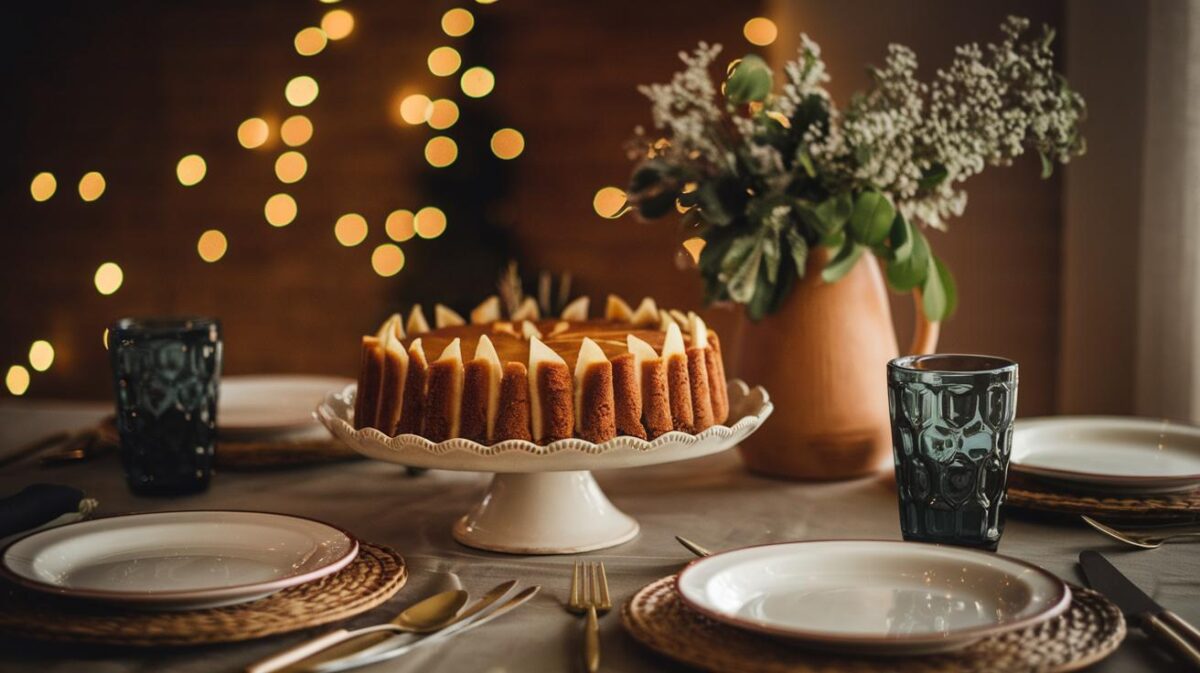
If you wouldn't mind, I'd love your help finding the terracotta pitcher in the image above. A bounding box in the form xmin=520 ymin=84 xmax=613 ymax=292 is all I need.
xmin=733 ymin=250 xmax=939 ymax=480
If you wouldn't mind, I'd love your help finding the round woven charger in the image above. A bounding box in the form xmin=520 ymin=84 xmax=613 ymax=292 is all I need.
xmin=1007 ymin=474 xmax=1200 ymax=521
xmin=622 ymin=576 xmax=1125 ymax=673
xmin=0 ymin=542 xmax=406 ymax=646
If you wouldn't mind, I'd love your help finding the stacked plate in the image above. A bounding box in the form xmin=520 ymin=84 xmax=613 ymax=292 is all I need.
xmin=1012 ymin=416 xmax=1200 ymax=494
xmin=674 ymin=540 xmax=1072 ymax=655
xmin=220 ymin=375 xmax=354 ymax=440
xmin=1 ymin=511 xmax=358 ymax=610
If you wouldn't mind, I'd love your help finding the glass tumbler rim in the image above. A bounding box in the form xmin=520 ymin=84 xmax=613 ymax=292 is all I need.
xmin=110 ymin=316 xmax=219 ymax=337
xmin=889 ymin=353 xmax=1017 ymax=376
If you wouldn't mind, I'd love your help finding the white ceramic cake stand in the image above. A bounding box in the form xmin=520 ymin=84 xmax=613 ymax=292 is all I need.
xmin=316 ymin=380 xmax=772 ymax=555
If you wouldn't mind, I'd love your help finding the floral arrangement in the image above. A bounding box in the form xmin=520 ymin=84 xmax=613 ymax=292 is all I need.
xmin=623 ymin=16 xmax=1086 ymax=321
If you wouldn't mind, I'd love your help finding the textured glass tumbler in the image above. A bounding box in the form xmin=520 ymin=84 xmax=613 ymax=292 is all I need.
xmin=109 ymin=317 xmax=221 ymax=495
xmin=887 ymin=354 xmax=1018 ymax=550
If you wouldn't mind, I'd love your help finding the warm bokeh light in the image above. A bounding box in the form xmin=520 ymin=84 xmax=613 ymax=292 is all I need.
xmin=441 ymin=8 xmax=475 ymax=37
xmin=476 ymin=0 xmax=497 ymax=4
xmin=274 ymin=151 xmax=308 ymax=184
xmin=285 ymin=76 xmax=319 ymax=107
xmin=28 ymin=341 xmax=54 ymax=372
xmin=5 ymin=366 xmax=30 ymax=396
xmin=94 ymin=262 xmax=124 ymax=295
xmin=281 ymin=115 xmax=313 ymax=147
xmin=103 ymin=328 xmax=109 ymax=350
xmin=385 ymin=209 xmax=416 ymax=242
xmin=427 ymin=99 xmax=459 ymax=130
xmin=743 ymin=17 xmax=778 ymax=46
xmin=593 ymin=186 xmax=628 ymax=219
xmin=460 ymin=66 xmax=495 ymax=98
xmin=424 ymin=136 xmax=458 ymax=168
xmin=427 ymin=46 xmax=462 ymax=77
xmin=265 ymin=193 xmax=297 ymax=227
xmin=78 ymin=171 xmax=106 ymax=202
xmin=682 ymin=237 xmax=707 ymax=264
xmin=30 ymin=172 xmax=56 ymax=202
xmin=321 ymin=9 xmax=354 ymax=40
xmin=197 ymin=229 xmax=228 ymax=262
xmin=398 ymin=94 xmax=433 ymax=125
xmin=176 ymin=154 xmax=207 ymax=186
xmin=490 ymin=128 xmax=525 ymax=159
xmin=334 ymin=213 xmax=368 ymax=247
xmin=371 ymin=244 xmax=406 ymax=277
xmin=294 ymin=27 xmax=328 ymax=56
xmin=415 ymin=206 xmax=447 ymax=239
xmin=238 ymin=117 xmax=270 ymax=149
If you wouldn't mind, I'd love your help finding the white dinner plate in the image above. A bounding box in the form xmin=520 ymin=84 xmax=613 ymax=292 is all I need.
xmin=1 ymin=510 xmax=358 ymax=610
xmin=1012 ymin=416 xmax=1200 ymax=493
xmin=676 ymin=540 xmax=1071 ymax=655
xmin=220 ymin=375 xmax=354 ymax=438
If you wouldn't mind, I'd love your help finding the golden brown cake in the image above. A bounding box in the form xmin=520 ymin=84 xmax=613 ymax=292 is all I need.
xmin=353 ymin=295 xmax=730 ymax=444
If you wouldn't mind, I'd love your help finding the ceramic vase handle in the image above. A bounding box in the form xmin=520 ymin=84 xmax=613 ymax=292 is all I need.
xmin=908 ymin=289 xmax=940 ymax=355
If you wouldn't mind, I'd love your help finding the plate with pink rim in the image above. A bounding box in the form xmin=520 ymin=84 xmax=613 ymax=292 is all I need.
xmin=675 ymin=540 xmax=1072 ymax=655
xmin=1 ymin=510 xmax=358 ymax=610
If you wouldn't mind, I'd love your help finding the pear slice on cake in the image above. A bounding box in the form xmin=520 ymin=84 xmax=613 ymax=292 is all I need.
xmin=510 ymin=296 xmax=540 ymax=321
xmin=423 ymin=338 xmax=464 ymax=441
xmin=560 ymin=296 xmax=589 ymax=321
xmin=470 ymin=295 xmax=501 ymax=324
xmin=406 ymin=305 xmax=431 ymax=335
xmin=606 ymin=295 xmax=634 ymax=322
xmin=630 ymin=297 xmax=659 ymax=327
xmin=573 ymin=337 xmax=615 ymax=442
xmin=435 ymin=304 xmax=466 ymax=328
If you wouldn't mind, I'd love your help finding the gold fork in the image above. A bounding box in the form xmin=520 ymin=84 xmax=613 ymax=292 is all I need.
xmin=567 ymin=561 xmax=611 ymax=673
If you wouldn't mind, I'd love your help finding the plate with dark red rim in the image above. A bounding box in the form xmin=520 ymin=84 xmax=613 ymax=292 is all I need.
xmin=1012 ymin=416 xmax=1200 ymax=494
xmin=675 ymin=540 xmax=1072 ymax=655
xmin=1 ymin=510 xmax=358 ymax=610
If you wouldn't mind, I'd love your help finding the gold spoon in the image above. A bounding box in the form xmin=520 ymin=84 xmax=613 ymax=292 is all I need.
xmin=247 ymin=589 xmax=469 ymax=673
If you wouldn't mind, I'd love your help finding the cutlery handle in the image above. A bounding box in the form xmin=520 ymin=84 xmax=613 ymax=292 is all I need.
xmin=246 ymin=629 xmax=351 ymax=673
xmin=1144 ymin=614 xmax=1200 ymax=670
xmin=584 ymin=605 xmax=600 ymax=673
xmin=1164 ymin=611 xmax=1200 ymax=650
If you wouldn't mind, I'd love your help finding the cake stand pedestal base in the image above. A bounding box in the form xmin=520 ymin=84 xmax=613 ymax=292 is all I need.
xmin=452 ymin=471 xmax=639 ymax=554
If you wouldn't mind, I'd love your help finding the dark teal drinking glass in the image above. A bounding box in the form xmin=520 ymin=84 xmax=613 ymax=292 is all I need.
xmin=109 ymin=317 xmax=221 ymax=495
xmin=887 ymin=354 xmax=1018 ymax=550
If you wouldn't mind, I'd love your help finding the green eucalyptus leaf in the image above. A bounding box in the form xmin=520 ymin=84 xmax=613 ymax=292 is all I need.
xmin=725 ymin=54 xmax=773 ymax=105
xmin=784 ymin=228 xmax=809 ymax=279
xmin=889 ymin=214 xmax=913 ymax=263
xmin=821 ymin=229 xmax=845 ymax=248
xmin=885 ymin=226 xmax=930 ymax=291
xmin=724 ymin=236 xmax=764 ymax=303
xmin=1039 ymin=150 xmax=1054 ymax=179
xmin=848 ymin=191 xmax=895 ymax=246
xmin=921 ymin=255 xmax=949 ymax=322
xmin=816 ymin=193 xmax=852 ymax=232
xmin=762 ymin=232 xmax=781 ymax=284
xmin=926 ymin=257 xmax=957 ymax=320
xmin=821 ymin=240 xmax=864 ymax=283
xmin=797 ymin=152 xmax=817 ymax=178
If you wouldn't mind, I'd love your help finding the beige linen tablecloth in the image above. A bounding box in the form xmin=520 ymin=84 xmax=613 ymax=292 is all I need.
xmin=0 ymin=401 xmax=1195 ymax=673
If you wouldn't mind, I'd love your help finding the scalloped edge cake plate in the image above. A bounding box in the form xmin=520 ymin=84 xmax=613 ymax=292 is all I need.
xmin=316 ymin=379 xmax=772 ymax=554
xmin=316 ymin=379 xmax=772 ymax=473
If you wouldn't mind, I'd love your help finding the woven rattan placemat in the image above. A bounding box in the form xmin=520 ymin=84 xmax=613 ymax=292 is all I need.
xmin=1007 ymin=474 xmax=1200 ymax=521
xmin=623 ymin=575 xmax=1125 ymax=673
xmin=0 ymin=542 xmax=406 ymax=646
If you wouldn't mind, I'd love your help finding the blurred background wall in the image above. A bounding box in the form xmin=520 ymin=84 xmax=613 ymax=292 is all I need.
xmin=0 ymin=0 xmax=1119 ymax=418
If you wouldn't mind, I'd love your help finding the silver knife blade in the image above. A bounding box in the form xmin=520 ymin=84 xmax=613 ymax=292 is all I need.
xmin=1079 ymin=550 xmax=1160 ymax=617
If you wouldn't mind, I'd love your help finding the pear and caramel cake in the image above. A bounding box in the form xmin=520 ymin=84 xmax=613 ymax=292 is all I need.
xmin=353 ymin=295 xmax=730 ymax=444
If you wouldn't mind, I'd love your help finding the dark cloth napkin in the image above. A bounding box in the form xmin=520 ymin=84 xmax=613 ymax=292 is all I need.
xmin=0 ymin=484 xmax=84 ymax=539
